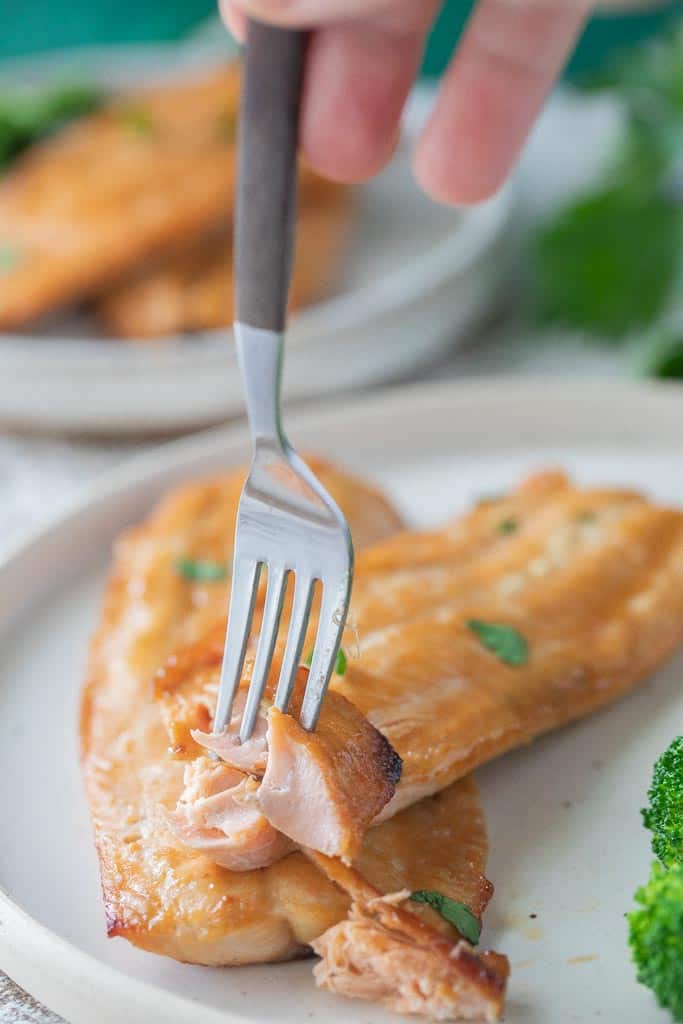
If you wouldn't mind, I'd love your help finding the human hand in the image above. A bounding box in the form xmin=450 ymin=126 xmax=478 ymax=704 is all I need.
xmin=221 ymin=0 xmax=591 ymax=205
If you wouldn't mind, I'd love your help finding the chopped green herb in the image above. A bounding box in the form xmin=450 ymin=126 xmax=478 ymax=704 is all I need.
xmin=0 ymin=243 xmax=22 ymax=272
xmin=303 ymin=646 xmax=347 ymax=676
xmin=174 ymin=557 xmax=228 ymax=581
xmin=467 ymin=619 xmax=528 ymax=667
xmin=577 ymin=510 xmax=597 ymax=524
xmin=497 ymin=517 xmax=518 ymax=535
xmin=119 ymin=107 xmax=154 ymax=136
xmin=410 ymin=891 xmax=481 ymax=945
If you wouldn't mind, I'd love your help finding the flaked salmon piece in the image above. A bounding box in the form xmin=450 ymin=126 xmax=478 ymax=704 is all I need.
xmin=168 ymin=758 xmax=294 ymax=871
xmin=191 ymin=688 xmax=269 ymax=773
xmin=259 ymin=703 xmax=399 ymax=862
xmin=192 ymin=667 xmax=401 ymax=863
xmin=311 ymin=856 xmax=508 ymax=1023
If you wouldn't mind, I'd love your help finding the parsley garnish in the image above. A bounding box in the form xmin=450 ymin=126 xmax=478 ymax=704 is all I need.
xmin=577 ymin=510 xmax=597 ymax=524
xmin=467 ymin=619 xmax=528 ymax=667
xmin=410 ymin=891 xmax=481 ymax=945
xmin=0 ymin=243 xmax=22 ymax=272
xmin=303 ymin=646 xmax=347 ymax=676
xmin=497 ymin=517 xmax=518 ymax=535
xmin=174 ymin=557 xmax=228 ymax=581
xmin=119 ymin=108 xmax=154 ymax=136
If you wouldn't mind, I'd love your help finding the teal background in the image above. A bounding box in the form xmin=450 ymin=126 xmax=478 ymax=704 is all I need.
xmin=1 ymin=0 xmax=683 ymax=75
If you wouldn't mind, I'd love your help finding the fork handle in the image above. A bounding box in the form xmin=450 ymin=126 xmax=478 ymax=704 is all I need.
xmin=235 ymin=20 xmax=307 ymax=333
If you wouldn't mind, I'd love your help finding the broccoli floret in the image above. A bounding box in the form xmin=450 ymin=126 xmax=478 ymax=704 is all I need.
xmin=629 ymin=861 xmax=683 ymax=1021
xmin=642 ymin=736 xmax=683 ymax=868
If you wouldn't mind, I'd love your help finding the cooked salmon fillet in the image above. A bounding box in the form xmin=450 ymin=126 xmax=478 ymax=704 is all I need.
xmin=82 ymin=460 xmax=683 ymax=1018
xmin=0 ymin=63 xmax=336 ymax=328
xmin=81 ymin=457 xmax=414 ymax=964
xmin=93 ymin=184 xmax=351 ymax=338
xmin=339 ymin=469 xmax=683 ymax=815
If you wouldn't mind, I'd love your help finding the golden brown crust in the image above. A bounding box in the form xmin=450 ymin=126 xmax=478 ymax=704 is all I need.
xmin=0 ymin=62 xmax=343 ymax=330
xmin=343 ymin=471 xmax=683 ymax=815
xmin=94 ymin=182 xmax=352 ymax=338
xmin=0 ymin=66 xmax=241 ymax=328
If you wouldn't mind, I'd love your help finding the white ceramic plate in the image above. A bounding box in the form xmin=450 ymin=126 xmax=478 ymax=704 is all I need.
xmin=1 ymin=379 xmax=680 ymax=1024
xmin=0 ymin=44 xmax=513 ymax=435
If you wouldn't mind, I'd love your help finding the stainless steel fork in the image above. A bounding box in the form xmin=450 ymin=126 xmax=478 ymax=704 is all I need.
xmin=213 ymin=20 xmax=354 ymax=743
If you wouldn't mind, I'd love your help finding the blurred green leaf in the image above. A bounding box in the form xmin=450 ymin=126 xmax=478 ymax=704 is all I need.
xmin=0 ymin=82 xmax=103 ymax=169
xmin=641 ymin=329 xmax=683 ymax=378
xmin=534 ymin=187 xmax=680 ymax=339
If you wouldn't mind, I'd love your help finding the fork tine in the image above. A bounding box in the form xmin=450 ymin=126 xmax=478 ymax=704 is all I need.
xmin=213 ymin=559 xmax=262 ymax=734
xmin=274 ymin=574 xmax=315 ymax=714
xmin=240 ymin=564 xmax=288 ymax=741
xmin=300 ymin=574 xmax=351 ymax=731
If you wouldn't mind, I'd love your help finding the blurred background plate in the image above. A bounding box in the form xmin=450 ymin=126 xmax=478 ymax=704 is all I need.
xmin=0 ymin=43 xmax=514 ymax=436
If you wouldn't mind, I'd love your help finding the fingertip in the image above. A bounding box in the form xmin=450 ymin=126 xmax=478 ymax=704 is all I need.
xmin=298 ymin=22 xmax=418 ymax=185
xmin=302 ymin=111 xmax=400 ymax=185
xmin=219 ymin=0 xmax=247 ymax=41
xmin=413 ymin=137 xmax=504 ymax=207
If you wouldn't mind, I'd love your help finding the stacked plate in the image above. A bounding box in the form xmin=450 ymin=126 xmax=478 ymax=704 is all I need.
xmin=0 ymin=44 xmax=514 ymax=435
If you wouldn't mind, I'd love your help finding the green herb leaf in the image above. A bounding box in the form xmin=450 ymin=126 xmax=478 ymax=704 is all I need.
xmin=576 ymin=510 xmax=597 ymax=524
xmin=119 ymin=107 xmax=154 ymax=136
xmin=641 ymin=329 xmax=683 ymax=379
xmin=497 ymin=517 xmax=518 ymax=535
xmin=303 ymin=646 xmax=347 ymax=676
xmin=410 ymin=891 xmax=481 ymax=945
xmin=467 ymin=619 xmax=528 ymax=667
xmin=0 ymin=243 xmax=22 ymax=272
xmin=534 ymin=186 xmax=679 ymax=339
xmin=174 ymin=557 xmax=228 ymax=582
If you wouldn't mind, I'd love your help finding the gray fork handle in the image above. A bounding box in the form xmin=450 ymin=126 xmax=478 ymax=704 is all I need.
xmin=235 ymin=20 xmax=307 ymax=332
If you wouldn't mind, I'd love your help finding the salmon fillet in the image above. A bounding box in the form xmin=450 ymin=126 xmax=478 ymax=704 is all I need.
xmin=81 ymin=457 xmax=413 ymax=964
xmin=339 ymin=470 xmax=683 ymax=815
xmin=93 ymin=183 xmax=351 ymax=338
xmin=0 ymin=63 xmax=335 ymax=328
xmin=82 ymin=461 xmax=683 ymax=1017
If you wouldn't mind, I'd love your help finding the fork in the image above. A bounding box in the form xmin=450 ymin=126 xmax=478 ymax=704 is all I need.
xmin=212 ymin=20 xmax=354 ymax=743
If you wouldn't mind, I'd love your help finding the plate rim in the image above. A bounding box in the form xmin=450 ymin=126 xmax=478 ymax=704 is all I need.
xmin=3 ymin=376 xmax=683 ymax=1023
